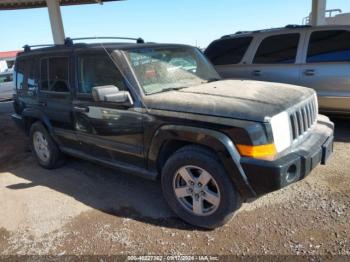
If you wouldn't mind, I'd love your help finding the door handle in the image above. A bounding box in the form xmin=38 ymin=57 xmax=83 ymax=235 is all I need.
xmin=39 ymin=101 xmax=47 ymax=107
xmin=73 ymin=106 xmax=89 ymax=113
xmin=252 ymin=70 xmax=262 ymax=76
xmin=304 ymin=69 xmax=315 ymax=76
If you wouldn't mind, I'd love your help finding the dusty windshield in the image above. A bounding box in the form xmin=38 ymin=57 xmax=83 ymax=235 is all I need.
xmin=125 ymin=46 xmax=220 ymax=95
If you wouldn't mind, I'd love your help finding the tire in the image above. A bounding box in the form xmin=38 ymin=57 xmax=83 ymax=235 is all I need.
xmin=29 ymin=121 xmax=64 ymax=169
xmin=161 ymin=145 xmax=239 ymax=229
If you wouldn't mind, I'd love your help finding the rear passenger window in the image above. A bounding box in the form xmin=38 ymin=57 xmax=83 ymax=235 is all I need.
xmin=77 ymin=55 xmax=126 ymax=94
xmin=307 ymin=30 xmax=350 ymax=63
xmin=40 ymin=57 xmax=70 ymax=92
xmin=253 ymin=34 xmax=300 ymax=64
xmin=205 ymin=37 xmax=253 ymax=65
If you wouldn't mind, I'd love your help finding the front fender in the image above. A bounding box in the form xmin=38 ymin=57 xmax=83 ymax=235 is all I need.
xmin=148 ymin=125 xmax=256 ymax=199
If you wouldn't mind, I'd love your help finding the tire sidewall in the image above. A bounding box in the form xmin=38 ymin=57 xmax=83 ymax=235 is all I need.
xmin=29 ymin=122 xmax=60 ymax=169
xmin=161 ymin=147 xmax=238 ymax=229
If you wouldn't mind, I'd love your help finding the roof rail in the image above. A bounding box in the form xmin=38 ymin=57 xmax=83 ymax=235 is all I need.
xmin=234 ymin=31 xmax=252 ymax=35
xmin=221 ymin=24 xmax=313 ymax=39
xmin=22 ymin=44 xmax=55 ymax=52
xmin=285 ymin=24 xmax=312 ymax=29
xmin=64 ymin=36 xmax=145 ymax=46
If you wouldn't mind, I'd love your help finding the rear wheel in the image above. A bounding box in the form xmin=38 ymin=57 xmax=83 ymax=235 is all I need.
xmin=30 ymin=122 xmax=64 ymax=169
xmin=161 ymin=145 xmax=239 ymax=229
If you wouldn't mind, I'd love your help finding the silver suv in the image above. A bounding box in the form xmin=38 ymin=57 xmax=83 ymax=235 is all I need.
xmin=205 ymin=25 xmax=350 ymax=115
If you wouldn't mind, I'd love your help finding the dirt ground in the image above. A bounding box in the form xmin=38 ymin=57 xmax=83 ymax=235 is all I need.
xmin=0 ymin=101 xmax=349 ymax=258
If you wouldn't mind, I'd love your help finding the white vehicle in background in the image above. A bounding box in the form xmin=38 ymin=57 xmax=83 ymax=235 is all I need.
xmin=0 ymin=70 xmax=14 ymax=101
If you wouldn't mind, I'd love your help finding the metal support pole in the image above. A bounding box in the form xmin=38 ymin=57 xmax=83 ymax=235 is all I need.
xmin=46 ymin=0 xmax=65 ymax=45
xmin=311 ymin=0 xmax=326 ymax=26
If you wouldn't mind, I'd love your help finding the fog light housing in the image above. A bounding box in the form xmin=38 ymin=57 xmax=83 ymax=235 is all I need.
xmin=286 ymin=164 xmax=298 ymax=183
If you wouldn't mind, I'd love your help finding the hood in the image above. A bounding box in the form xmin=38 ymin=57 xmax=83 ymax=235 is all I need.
xmin=143 ymin=80 xmax=315 ymax=122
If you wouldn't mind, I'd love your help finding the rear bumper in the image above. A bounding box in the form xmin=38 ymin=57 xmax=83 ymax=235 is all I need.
xmin=241 ymin=115 xmax=334 ymax=197
xmin=11 ymin=113 xmax=25 ymax=131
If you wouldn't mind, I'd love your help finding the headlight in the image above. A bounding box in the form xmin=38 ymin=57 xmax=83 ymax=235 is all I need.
xmin=270 ymin=111 xmax=292 ymax=152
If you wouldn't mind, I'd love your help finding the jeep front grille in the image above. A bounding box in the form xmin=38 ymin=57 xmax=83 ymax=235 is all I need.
xmin=289 ymin=96 xmax=318 ymax=141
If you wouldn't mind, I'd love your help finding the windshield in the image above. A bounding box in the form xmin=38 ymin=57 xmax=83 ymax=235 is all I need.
xmin=125 ymin=46 xmax=220 ymax=95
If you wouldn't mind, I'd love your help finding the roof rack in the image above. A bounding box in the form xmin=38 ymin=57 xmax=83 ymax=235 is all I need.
xmin=222 ymin=24 xmax=313 ymax=39
xmin=285 ymin=24 xmax=312 ymax=29
xmin=64 ymin=36 xmax=145 ymax=46
xmin=23 ymin=44 xmax=55 ymax=52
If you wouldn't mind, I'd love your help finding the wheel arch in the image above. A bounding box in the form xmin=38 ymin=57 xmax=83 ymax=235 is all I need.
xmin=148 ymin=125 xmax=257 ymax=199
xmin=22 ymin=108 xmax=53 ymax=136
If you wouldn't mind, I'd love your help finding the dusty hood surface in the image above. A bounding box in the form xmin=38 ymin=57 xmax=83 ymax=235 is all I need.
xmin=143 ymin=80 xmax=315 ymax=122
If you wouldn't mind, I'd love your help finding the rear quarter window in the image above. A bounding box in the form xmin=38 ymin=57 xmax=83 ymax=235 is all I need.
xmin=16 ymin=59 xmax=26 ymax=90
xmin=307 ymin=30 xmax=350 ymax=63
xmin=15 ymin=57 xmax=39 ymax=93
xmin=205 ymin=37 xmax=253 ymax=65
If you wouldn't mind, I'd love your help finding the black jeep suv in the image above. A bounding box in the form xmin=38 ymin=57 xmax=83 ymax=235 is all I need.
xmin=12 ymin=38 xmax=334 ymax=228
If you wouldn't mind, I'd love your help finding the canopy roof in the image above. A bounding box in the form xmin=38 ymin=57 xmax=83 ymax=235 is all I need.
xmin=0 ymin=0 xmax=120 ymax=10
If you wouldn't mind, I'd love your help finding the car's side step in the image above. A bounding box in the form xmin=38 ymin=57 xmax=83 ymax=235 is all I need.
xmin=60 ymin=147 xmax=158 ymax=180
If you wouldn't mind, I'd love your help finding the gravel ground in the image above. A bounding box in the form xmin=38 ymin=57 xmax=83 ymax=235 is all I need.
xmin=0 ymin=101 xmax=349 ymax=259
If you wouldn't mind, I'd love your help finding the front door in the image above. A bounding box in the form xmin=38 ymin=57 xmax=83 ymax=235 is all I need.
xmin=72 ymin=53 xmax=145 ymax=168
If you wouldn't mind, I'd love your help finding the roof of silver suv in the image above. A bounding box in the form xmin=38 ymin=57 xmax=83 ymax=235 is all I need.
xmin=220 ymin=24 xmax=350 ymax=39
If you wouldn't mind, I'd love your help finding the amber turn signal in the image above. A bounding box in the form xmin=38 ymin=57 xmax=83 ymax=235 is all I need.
xmin=236 ymin=144 xmax=277 ymax=160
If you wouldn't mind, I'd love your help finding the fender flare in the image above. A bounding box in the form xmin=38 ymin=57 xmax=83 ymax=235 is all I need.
xmin=148 ymin=125 xmax=257 ymax=199
xmin=22 ymin=108 xmax=53 ymax=134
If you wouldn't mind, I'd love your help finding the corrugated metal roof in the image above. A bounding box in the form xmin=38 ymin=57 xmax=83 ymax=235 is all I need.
xmin=0 ymin=0 xmax=121 ymax=10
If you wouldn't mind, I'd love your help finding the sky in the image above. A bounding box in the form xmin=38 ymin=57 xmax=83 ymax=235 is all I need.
xmin=1 ymin=0 xmax=350 ymax=51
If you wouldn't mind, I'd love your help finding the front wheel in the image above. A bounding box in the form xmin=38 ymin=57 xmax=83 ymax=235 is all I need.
xmin=161 ymin=145 xmax=239 ymax=229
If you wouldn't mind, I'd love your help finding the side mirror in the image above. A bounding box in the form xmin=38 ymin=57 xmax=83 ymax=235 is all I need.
xmin=92 ymin=85 xmax=133 ymax=106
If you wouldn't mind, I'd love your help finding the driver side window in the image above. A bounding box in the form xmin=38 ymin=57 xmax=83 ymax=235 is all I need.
xmin=77 ymin=54 xmax=126 ymax=95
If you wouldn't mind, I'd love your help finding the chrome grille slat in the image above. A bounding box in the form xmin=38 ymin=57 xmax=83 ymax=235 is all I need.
xmin=288 ymin=95 xmax=318 ymax=143
xmin=310 ymin=100 xmax=315 ymax=123
xmin=290 ymin=113 xmax=298 ymax=139
xmin=296 ymin=110 xmax=304 ymax=135
xmin=305 ymin=105 xmax=311 ymax=128
xmin=302 ymin=108 xmax=308 ymax=132
xmin=307 ymin=103 xmax=313 ymax=126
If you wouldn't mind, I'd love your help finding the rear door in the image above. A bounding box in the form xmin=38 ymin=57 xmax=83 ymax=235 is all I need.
xmin=72 ymin=52 xmax=145 ymax=168
xmin=205 ymin=36 xmax=254 ymax=79
xmin=247 ymin=32 xmax=304 ymax=85
xmin=299 ymin=28 xmax=350 ymax=113
xmin=38 ymin=55 xmax=78 ymax=148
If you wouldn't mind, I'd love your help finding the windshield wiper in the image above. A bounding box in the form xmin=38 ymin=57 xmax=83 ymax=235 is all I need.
xmin=160 ymin=86 xmax=187 ymax=93
xmin=206 ymin=78 xmax=221 ymax=83
xmin=147 ymin=86 xmax=187 ymax=95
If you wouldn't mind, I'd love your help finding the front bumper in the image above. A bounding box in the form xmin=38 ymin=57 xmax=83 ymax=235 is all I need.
xmin=241 ymin=115 xmax=334 ymax=197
